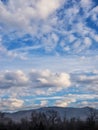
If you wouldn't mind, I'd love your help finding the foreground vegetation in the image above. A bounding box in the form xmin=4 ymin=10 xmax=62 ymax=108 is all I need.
xmin=0 ymin=110 xmax=98 ymax=130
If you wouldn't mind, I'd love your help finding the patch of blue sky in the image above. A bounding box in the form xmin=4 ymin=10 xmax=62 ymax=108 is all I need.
xmin=2 ymin=34 xmax=39 ymax=50
xmin=89 ymin=45 xmax=98 ymax=53
xmin=86 ymin=18 xmax=98 ymax=32
xmin=75 ymin=99 xmax=98 ymax=105
xmin=0 ymin=95 xmax=9 ymax=99
xmin=1 ymin=0 xmax=8 ymax=5
xmin=28 ymin=48 xmax=45 ymax=56
xmin=20 ymin=95 xmax=36 ymax=100
xmin=94 ymin=0 xmax=98 ymax=5
xmin=61 ymin=88 xmax=94 ymax=95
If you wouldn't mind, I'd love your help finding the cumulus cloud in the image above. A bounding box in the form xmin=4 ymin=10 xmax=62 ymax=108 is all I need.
xmin=55 ymin=94 xmax=98 ymax=108
xmin=0 ymin=98 xmax=24 ymax=111
xmin=0 ymin=0 xmax=64 ymax=33
xmin=0 ymin=69 xmax=98 ymax=110
xmin=40 ymin=100 xmax=48 ymax=107
xmin=55 ymin=98 xmax=76 ymax=107
xmin=0 ymin=69 xmax=71 ymax=90
xmin=0 ymin=70 xmax=28 ymax=88
xmin=36 ymin=0 xmax=63 ymax=19
xmin=29 ymin=69 xmax=71 ymax=89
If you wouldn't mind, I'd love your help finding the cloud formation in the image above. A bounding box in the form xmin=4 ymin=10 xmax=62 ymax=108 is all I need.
xmin=0 ymin=0 xmax=98 ymax=111
xmin=0 ymin=70 xmax=28 ymax=88
xmin=71 ymin=72 xmax=98 ymax=94
xmin=0 ymin=69 xmax=71 ymax=90
xmin=0 ymin=0 xmax=98 ymax=59
xmin=0 ymin=69 xmax=98 ymax=110
xmin=29 ymin=69 xmax=71 ymax=89
xmin=0 ymin=0 xmax=64 ymax=33
xmin=0 ymin=98 xmax=24 ymax=111
xmin=55 ymin=98 xmax=76 ymax=107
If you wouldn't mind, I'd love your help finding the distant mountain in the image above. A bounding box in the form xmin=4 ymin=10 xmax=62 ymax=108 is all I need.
xmin=2 ymin=107 xmax=98 ymax=122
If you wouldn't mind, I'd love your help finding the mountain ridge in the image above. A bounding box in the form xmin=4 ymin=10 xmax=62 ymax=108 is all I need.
xmin=1 ymin=106 xmax=98 ymax=122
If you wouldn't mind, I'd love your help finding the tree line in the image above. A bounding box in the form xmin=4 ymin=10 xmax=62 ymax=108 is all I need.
xmin=0 ymin=109 xmax=98 ymax=130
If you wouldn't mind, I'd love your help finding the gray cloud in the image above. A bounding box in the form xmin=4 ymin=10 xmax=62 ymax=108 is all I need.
xmin=0 ymin=70 xmax=28 ymax=89
xmin=0 ymin=69 xmax=71 ymax=90
xmin=71 ymin=72 xmax=98 ymax=94
xmin=0 ymin=69 xmax=98 ymax=95
xmin=72 ymin=73 xmax=98 ymax=84
xmin=0 ymin=69 xmax=98 ymax=110
xmin=74 ymin=101 xmax=98 ymax=108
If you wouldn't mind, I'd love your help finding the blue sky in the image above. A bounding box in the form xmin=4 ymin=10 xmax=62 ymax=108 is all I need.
xmin=0 ymin=0 xmax=98 ymax=111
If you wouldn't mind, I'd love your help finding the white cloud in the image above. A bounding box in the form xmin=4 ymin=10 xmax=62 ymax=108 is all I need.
xmin=80 ymin=0 xmax=94 ymax=12
xmin=40 ymin=32 xmax=60 ymax=53
xmin=0 ymin=98 xmax=24 ymax=111
xmin=36 ymin=0 xmax=63 ymax=19
xmin=0 ymin=0 xmax=97 ymax=58
xmin=10 ymin=98 xmax=24 ymax=108
xmin=40 ymin=100 xmax=48 ymax=107
xmin=0 ymin=69 xmax=71 ymax=91
xmin=84 ymin=37 xmax=92 ymax=47
xmin=93 ymin=34 xmax=98 ymax=42
xmin=69 ymin=34 xmax=76 ymax=43
xmin=55 ymin=98 xmax=76 ymax=107
xmin=90 ymin=6 xmax=98 ymax=25
xmin=72 ymin=36 xmax=92 ymax=53
xmin=0 ymin=0 xmax=64 ymax=34
xmin=56 ymin=101 xmax=68 ymax=107
xmin=29 ymin=69 xmax=71 ymax=89
xmin=0 ymin=69 xmax=98 ymax=110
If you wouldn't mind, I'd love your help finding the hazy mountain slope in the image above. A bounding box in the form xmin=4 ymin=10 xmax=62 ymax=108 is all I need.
xmin=3 ymin=107 xmax=98 ymax=122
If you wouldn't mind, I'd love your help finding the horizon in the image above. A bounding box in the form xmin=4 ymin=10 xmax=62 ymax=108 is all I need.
xmin=0 ymin=0 xmax=98 ymax=112
xmin=1 ymin=106 xmax=98 ymax=113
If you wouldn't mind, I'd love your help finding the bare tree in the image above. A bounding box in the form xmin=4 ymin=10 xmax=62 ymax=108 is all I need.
xmin=86 ymin=108 xmax=96 ymax=129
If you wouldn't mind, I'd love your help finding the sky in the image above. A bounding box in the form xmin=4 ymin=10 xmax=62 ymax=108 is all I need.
xmin=0 ymin=0 xmax=98 ymax=112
